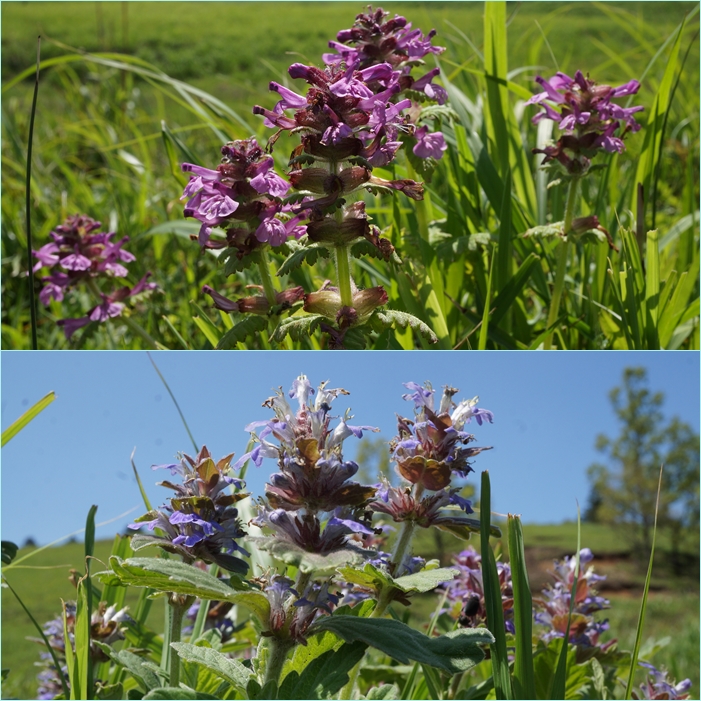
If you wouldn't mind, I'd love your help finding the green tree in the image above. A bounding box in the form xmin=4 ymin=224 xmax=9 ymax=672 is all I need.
xmin=586 ymin=368 xmax=699 ymax=564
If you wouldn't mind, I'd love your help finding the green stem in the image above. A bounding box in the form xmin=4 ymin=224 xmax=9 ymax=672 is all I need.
xmin=262 ymin=636 xmax=294 ymax=689
xmin=258 ymin=248 xmax=278 ymax=306
xmin=168 ymin=597 xmax=188 ymax=689
xmin=335 ymin=243 xmax=354 ymax=308
xmin=543 ymin=178 xmax=579 ymax=350
xmin=340 ymin=486 xmax=423 ymax=701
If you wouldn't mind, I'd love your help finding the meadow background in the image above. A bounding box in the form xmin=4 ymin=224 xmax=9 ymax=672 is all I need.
xmin=2 ymin=1 xmax=699 ymax=348
xmin=1 ymin=350 xmax=699 ymax=699
xmin=3 ymin=522 xmax=698 ymax=700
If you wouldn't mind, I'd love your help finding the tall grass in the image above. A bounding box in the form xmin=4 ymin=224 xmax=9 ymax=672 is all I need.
xmin=2 ymin=2 xmax=698 ymax=348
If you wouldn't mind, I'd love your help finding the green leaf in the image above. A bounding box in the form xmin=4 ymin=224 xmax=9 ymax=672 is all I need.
xmin=480 ymin=472 xmax=512 ymax=700
xmin=489 ymin=253 xmax=540 ymax=326
xmin=253 ymin=537 xmax=366 ymax=575
xmin=508 ymin=515 xmax=536 ymax=700
xmin=1 ymin=541 xmax=19 ymax=565
xmin=364 ymin=683 xmax=400 ymax=700
xmin=644 ymin=229 xmax=661 ymax=349
xmin=140 ymin=220 xmax=201 ymax=239
xmin=142 ymin=688 xmax=220 ymax=700
xmin=222 ymin=249 xmax=259 ymax=277
xmin=534 ymin=639 xmax=590 ymax=701
xmin=522 ymin=222 xmax=564 ymax=239
xmin=310 ymin=616 xmax=492 ymax=674
xmin=632 ymin=19 xmax=684 ymax=225
xmin=336 ymin=563 xmax=393 ymax=595
xmin=94 ymin=557 xmax=249 ymax=601
xmin=217 ymin=315 xmax=269 ymax=349
xmin=392 ymin=567 xmax=459 ymax=594
xmin=169 ymin=642 xmax=252 ymax=694
xmin=371 ymin=309 xmax=438 ymax=345
xmin=278 ymin=640 xmax=367 ymax=699
xmin=1 ymin=391 xmax=55 ymax=446
xmin=270 ymin=314 xmax=325 ymax=344
xmin=93 ymin=642 xmax=162 ymax=692
xmin=277 ymin=240 xmax=330 ymax=276
xmin=351 ymin=238 xmax=403 ymax=265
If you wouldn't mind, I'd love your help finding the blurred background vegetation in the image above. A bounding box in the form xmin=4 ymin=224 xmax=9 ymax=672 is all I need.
xmin=2 ymin=2 xmax=698 ymax=348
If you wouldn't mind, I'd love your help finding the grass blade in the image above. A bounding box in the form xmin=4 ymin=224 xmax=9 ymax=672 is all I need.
xmin=632 ymin=21 xmax=683 ymax=229
xmin=147 ymin=351 xmax=198 ymax=453
xmin=644 ymin=228 xmax=661 ymax=349
xmin=1 ymin=390 xmax=55 ymax=446
xmin=25 ymin=36 xmax=41 ymax=350
xmin=478 ymin=247 xmax=496 ymax=350
xmin=130 ymin=449 xmax=154 ymax=512
xmin=624 ymin=465 xmax=664 ymax=700
xmin=507 ymin=515 xmax=536 ymax=700
xmin=480 ymin=471 xmax=512 ymax=700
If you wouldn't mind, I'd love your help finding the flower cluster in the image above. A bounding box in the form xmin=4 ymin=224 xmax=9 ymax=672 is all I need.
xmin=30 ymin=601 xmax=130 ymax=699
xmin=32 ymin=214 xmax=157 ymax=339
xmin=242 ymin=375 xmax=379 ymax=558
xmin=634 ymin=663 xmax=692 ymax=700
xmin=527 ymin=70 xmax=643 ymax=175
xmin=533 ymin=548 xmax=612 ymax=649
xmin=180 ymin=138 xmax=307 ymax=313
xmin=254 ymin=7 xmax=447 ymax=229
xmin=181 ymin=138 xmax=302 ymax=250
xmin=379 ymin=381 xmax=492 ymax=497
xmin=262 ymin=575 xmax=340 ymax=644
xmin=440 ymin=546 xmax=514 ymax=633
xmin=129 ymin=446 xmax=250 ymax=574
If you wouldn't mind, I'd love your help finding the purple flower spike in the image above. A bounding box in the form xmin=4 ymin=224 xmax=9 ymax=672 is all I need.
xmin=527 ymin=70 xmax=643 ymax=174
xmin=33 ymin=214 xmax=157 ymax=340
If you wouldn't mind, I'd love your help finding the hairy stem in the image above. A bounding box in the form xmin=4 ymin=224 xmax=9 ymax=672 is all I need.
xmin=258 ymin=248 xmax=278 ymax=306
xmin=544 ymin=178 xmax=579 ymax=349
xmin=262 ymin=636 xmax=294 ymax=689
xmin=335 ymin=243 xmax=354 ymax=308
xmin=168 ymin=596 xmax=188 ymax=688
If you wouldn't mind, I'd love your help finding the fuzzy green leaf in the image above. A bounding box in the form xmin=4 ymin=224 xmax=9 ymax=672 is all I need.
xmin=142 ymin=688 xmax=219 ymax=700
xmin=93 ymin=642 xmax=162 ymax=692
xmin=310 ymin=616 xmax=492 ymax=673
xmin=279 ymin=640 xmax=367 ymax=699
xmin=277 ymin=241 xmax=330 ymax=276
xmin=270 ymin=314 xmax=325 ymax=344
xmin=392 ymin=567 xmax=459 ymax=594
xmin=217 ymin=315 xmax=268 ymax=349
xmin=94 ymin=557 xmax=248 ymax=601
xmin=370 ymin=310 xmax=438 ymax=344
xmin=169 ymin=642 xmax=252 ymax=694
xmin=252 ymin=537 xmax=366 ymax=575
xmin=364 ymin=683 xmax=400 ymax=700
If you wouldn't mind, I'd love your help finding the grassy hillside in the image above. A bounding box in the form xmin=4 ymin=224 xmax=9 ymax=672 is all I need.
xmin=2 ymin=522 xmax=698 ymax=699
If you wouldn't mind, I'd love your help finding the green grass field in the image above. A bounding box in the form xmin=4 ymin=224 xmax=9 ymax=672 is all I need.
xmin=2 ymin=2 xmax=698 ymax=349
xmin=2 ymin=521 xmax=698 ymax=700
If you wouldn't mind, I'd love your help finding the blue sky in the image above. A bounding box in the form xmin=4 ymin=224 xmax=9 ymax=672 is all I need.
xmin=1 ymin=351 xmax=699 ymax=547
